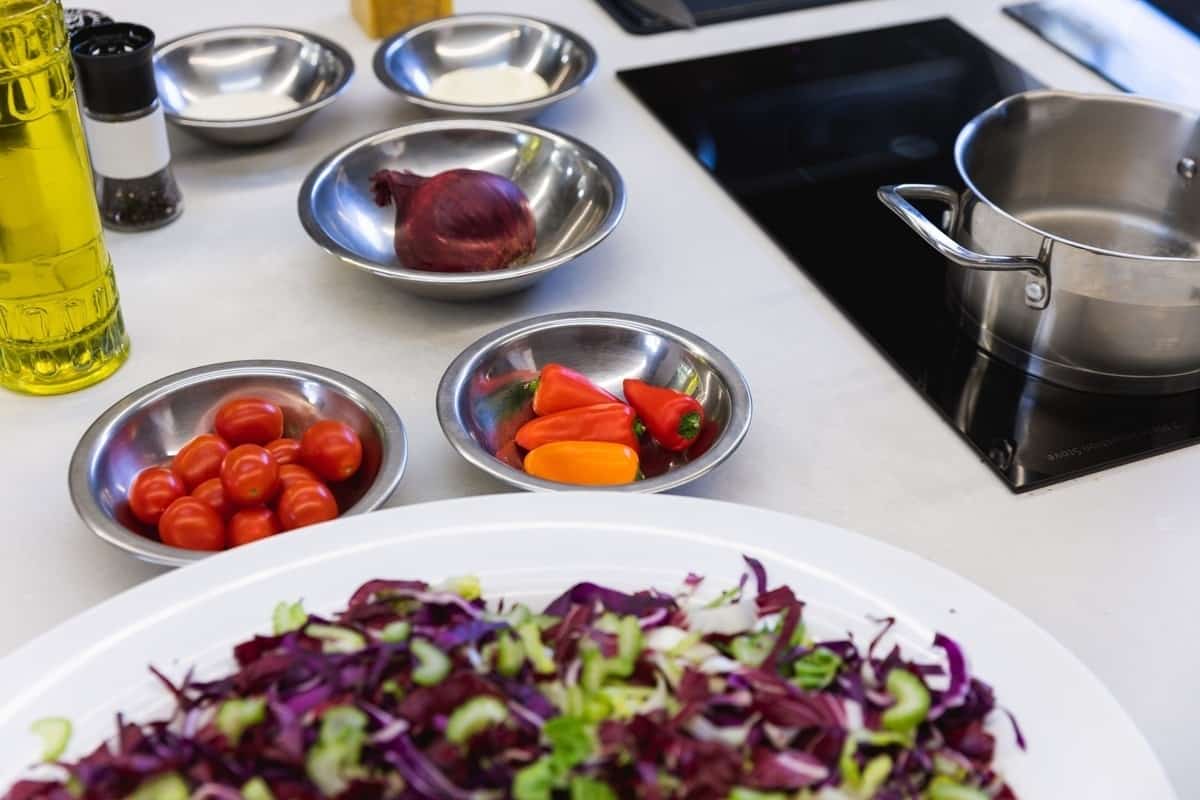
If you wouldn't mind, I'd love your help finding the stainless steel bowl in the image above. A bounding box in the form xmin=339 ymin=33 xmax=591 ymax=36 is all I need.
xmin=374 ymin=14 xmax=596 ymax=121
xmin=298 ymin=119 xmax=626 ymax=301
xmin=69 ymin=361 xmax=407 ymax=568
xmin=437 ymin=313 xmax=753 ymax=492
xmin=154 ymin=26 xmax=354 ymax=146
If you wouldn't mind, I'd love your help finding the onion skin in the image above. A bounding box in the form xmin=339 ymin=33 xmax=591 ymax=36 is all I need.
xmin=370 ymin=168 xmax=537 ymax=273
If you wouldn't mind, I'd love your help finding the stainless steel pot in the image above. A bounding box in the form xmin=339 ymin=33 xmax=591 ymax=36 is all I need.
xmin=879 ymin=90 xmax=1200 ymax=394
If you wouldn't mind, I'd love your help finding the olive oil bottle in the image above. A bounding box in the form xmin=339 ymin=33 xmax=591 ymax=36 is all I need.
xmin=0 ymin=0 xmax=129 ymax=395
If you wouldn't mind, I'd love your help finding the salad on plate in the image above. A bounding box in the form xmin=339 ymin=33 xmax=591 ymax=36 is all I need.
xmin=4 ymin=559 xmax=1022 ymax=800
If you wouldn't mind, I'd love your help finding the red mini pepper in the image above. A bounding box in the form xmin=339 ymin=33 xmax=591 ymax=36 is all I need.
xmin=531 ymin=364 xmax=618 ymax=416
xmin=623 ymin=379 xmax=705 ymax=452
xmin=516 ymin=403 xmax=643 ymax=451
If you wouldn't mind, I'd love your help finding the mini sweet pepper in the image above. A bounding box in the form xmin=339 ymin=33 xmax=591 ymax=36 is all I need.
xmin=516 ymin=403 xmax=643 ymax=451
xmin=622 ymin=379 xmax=705 ymax=452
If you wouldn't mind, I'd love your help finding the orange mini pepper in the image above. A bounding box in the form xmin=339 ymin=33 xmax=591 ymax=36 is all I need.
xmin=530 ymin=364 xmax=618 ymax=416
xmin=516 ymin=403 xmax=644 ymax=451
xmin=523 ymin=441 xmax=640 ymax=486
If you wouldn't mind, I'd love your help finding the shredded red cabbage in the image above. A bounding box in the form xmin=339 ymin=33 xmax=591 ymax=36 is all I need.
xmin=4 ymin=562 xmax=1023 ymax=800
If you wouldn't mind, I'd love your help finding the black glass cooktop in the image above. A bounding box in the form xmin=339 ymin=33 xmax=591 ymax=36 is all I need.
xmin=620 ymin=18 xmax=1200 ymax=492
xmin=596 ymin=0 xmax=866 ymax=35
xmin=1149 ymin=0 xmax=1200 ymax=36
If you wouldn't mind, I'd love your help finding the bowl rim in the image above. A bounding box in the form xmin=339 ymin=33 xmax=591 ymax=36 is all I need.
xmin=153 ymin=25 xmax=356 ymax=129
xmin=67 ymin=360 xmax=408 ymax=569
xmin=296 ymin=118 xmax=627 ymax=287
xmin=435 ymin=312 xmax=754 ymax=493
xmin=372 ymin=12 xmax=599 ymax=116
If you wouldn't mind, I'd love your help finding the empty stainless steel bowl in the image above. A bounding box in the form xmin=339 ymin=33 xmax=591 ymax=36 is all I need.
xmin=374 ymin=14 xmax=597 ymax=121
xmin=69 ymin=361 xmax=407 ymax=568
xmin=298 ymin=119 xmax=626 ymax=300
xmin=437 ymin=312 xmax=753 ymax=492
xmin=154 ymin=26 xmax=354 ymax=146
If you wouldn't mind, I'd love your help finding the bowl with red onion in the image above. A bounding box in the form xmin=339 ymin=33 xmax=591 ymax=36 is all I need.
xmin=298 ymin=119 xmax=625 ymax=301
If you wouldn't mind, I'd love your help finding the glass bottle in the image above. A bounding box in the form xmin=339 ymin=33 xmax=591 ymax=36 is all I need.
xmin=72 ymin=23 xmax=182 ymax=232
xmin=0 ymin=0 xmax=130 ymax=394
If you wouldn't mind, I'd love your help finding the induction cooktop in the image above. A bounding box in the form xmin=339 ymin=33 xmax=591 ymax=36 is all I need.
xmin=1147 ymin=0 xmax=1200 ymax=35
xmin=1005 ymin=0 xmax=1200 ymax=107
xmin=619 ymin=18 xmax=1200 ymax=492
xmin=595 ymin=0 xmax=866 ymax=35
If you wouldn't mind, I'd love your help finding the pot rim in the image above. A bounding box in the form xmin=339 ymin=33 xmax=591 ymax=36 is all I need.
xmin=954 ymin=89 xmax=1200 ymax=264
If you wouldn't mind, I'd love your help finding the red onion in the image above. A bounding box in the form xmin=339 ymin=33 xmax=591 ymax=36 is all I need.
xmin=370 ymin=168 xmax=536 ymax=273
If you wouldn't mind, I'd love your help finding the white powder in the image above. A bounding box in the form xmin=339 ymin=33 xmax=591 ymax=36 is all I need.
xmin=182 ymin=92 xmax=302 ymax=121
xmin=428 ymin=66 xmax=551 ymax=106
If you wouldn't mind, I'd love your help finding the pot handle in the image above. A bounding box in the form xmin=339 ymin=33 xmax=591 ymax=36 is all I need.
xmin=877 ymin=184 xmax=1049 ymax=310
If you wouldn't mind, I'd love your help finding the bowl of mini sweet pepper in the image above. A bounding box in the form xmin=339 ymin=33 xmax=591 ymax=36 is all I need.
xmin=436 ymin=312 xmax=753 ymax=492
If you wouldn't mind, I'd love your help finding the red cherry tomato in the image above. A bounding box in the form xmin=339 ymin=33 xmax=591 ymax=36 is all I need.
xmin=300 ymin=420 xmax=363 ymax=482
xmin=158 ymin=497 xmax=225 ymax=551
xmin=172 ymin=434 xmax=230 ymax=490
xmin=214 ymin=397 xmax=284 ymax=446
xmin=277 ymin=480 xmax=339 ymax=531
xmin=277 ymin=464 xmax=321 ymax=492
xmin=128 ymin=467 xmax=186 ymax=526
xmin=191 ymin=478 xmax=236 ymax=519
xmin=265 ymin=437 xmax=302 ymax=466
xmin=229 ymin=508 xmax=282 ymax=547
xmin=221 ymin=445 xmax=280 ymax=506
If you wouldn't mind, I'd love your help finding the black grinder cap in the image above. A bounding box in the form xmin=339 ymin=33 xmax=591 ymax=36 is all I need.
xmin=71 ymin=23 xmax=158 ymax=115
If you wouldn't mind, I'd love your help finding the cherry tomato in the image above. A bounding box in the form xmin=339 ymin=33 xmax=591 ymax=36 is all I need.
xmin=128 ymin=467 xmax=186 ymax=526
xmin=229 ymin=508 xmax=282 ymax=547
xmin=191 ymin=478 xmax=236 ymax=519
xmin=171 ymin=434 xmax=230 ymax=489
xmin=158 ymin=497 xmax=225 ymax=551
xmin=300 ymin=420 xmax=363 ymax=482
xmin=214 ymin=397 xmax=284 ymax=446
xmin=277 ymin=463 xmax=320 ymax=492
xmin=265 ymin=437 xmax=302 ymax=466
xmin=277 ymin=480 xmax=338 ymax=531
xmin=221 ymin=445 xmax=280 ymax=506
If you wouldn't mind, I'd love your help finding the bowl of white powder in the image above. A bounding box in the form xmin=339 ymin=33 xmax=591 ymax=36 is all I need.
xmin=154 ymin=26 xmax=355 ymax=146
xmin=373 ymin=14 xmax=597 ymax=122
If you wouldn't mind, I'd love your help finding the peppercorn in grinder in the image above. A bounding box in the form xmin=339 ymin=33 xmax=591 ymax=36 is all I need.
xmin=72 ymin=23 xmax=183 ymax=232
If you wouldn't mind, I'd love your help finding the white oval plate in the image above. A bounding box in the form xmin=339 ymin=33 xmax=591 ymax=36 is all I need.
xmin=0 ymin=494 xmax=1176 ymax=798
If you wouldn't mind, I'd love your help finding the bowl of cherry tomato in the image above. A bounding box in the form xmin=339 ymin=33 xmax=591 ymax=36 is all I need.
xmin=436 ymin=312 xmax=752 ymax=492
xmin=69 ymin=360 xmax=407 ymax=567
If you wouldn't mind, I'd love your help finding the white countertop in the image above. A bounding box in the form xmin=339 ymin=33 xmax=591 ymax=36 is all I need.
xmin=0 ymin=0 xmax=1191 ymax=793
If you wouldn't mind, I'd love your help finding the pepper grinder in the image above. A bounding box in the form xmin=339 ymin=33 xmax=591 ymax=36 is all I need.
xmin=72 ymin=23 xmax=183 ymax=232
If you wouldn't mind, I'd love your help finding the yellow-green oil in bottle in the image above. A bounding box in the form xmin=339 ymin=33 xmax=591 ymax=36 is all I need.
xmin=0 ymin=0 xmax=129 ymax=395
